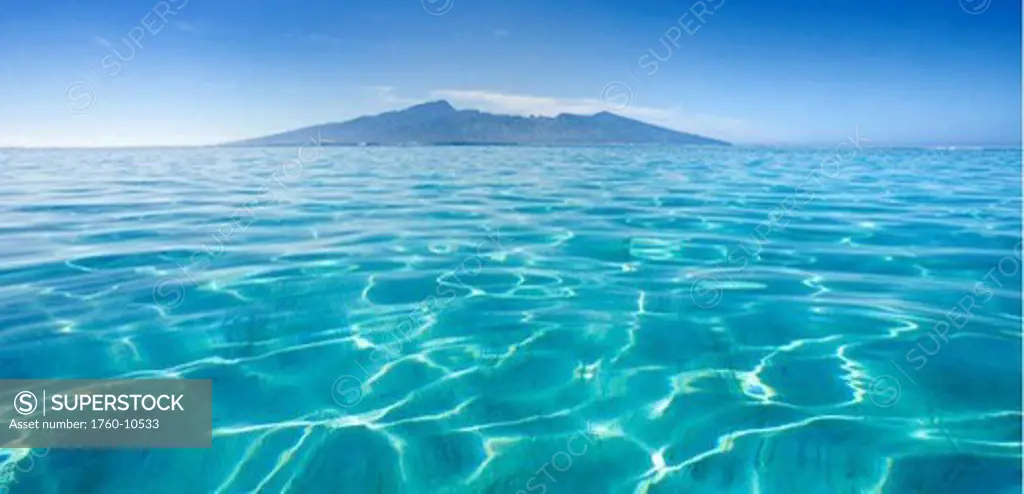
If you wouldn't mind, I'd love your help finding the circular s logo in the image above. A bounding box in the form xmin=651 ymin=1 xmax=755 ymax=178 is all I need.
xmin=153 ymin=277 xmax=185 ymax=310
xmin=690 ymin=274 xmax=724 ymax=309
xmin=332 ymin=375 xmax=365 ymax=408
xmin=63 ymin=80 xmax=96 ymax=114
xmin=13 ymin=391 xmax=37 ymax=415
xmin=959 ymin=0 xmax=992 ymax=15
xmin=422 ymin=0 xmax=454 ymax=16
xmin=600 ymin=81 xmax=633 ymax=113
xmin=868 ymin=375 xmax=901 ymax=408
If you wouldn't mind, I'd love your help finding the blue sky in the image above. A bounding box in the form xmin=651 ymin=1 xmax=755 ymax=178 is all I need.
xmin=0 ymin=0 xmax=1020 ymax=147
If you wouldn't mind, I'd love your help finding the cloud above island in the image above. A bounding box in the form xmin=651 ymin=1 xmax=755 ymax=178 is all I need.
xmin=427 ymin=89 xmax=762 ymax=143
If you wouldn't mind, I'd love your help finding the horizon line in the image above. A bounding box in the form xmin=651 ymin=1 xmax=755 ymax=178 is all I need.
xmin=2 ymin=143 xmax=1021 ymax=151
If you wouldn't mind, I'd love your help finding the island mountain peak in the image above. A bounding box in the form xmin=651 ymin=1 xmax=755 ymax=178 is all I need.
xmin=401 ymin=100 xmax=457 ymax=114
xmin=225 ymin=101 xmax=729 ymax=146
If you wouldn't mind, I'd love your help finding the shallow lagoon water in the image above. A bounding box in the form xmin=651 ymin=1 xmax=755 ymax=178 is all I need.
xmin=0 ymin=146 xmax=1020 ymax=493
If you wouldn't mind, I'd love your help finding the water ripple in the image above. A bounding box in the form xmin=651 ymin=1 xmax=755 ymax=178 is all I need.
xmin=0 ymin=146 xmax=1019 ymax=493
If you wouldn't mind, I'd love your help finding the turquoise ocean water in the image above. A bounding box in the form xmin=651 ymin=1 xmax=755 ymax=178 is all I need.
xmin=0 ymin=146 xmax=1020 ymax=493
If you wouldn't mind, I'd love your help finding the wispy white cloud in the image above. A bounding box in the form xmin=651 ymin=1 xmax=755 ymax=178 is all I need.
xmin=363 ymin=86 xmax=419 ymax=106
xmin=427 ymin=89 xmax=759 ymax=142
xmin=93 ymin=36 xmax=113 ymax=48
xmin=430 ymin=89 xmax=604 ymax=116
xmin=171 ymin=21 xmax=198 ymax=33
